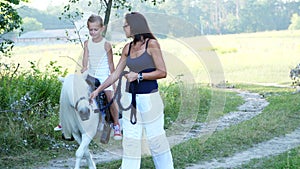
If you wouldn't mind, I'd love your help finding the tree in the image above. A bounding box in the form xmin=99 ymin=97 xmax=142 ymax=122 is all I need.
xmin=0 ymin=0 xmax=28 ymax=56
xmin=60 ymin=0 xmax=163 ymax=48
xmin=22 ymin=17 xmax=43 ymax=32
xmin=18 ymin=6 xmax=74 ymax=30
xmin=289 ymin=13 xmax=300 ymax=30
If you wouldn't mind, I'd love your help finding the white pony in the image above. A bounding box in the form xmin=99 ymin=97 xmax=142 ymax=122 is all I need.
xmin=59 ymin=73 xmax=99 ymax=169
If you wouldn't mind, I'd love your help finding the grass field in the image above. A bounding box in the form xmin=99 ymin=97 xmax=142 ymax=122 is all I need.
xmin=6 ymin=30 xmax=300 ymax=86
xmin=205 ymin=30 xmax=300 ymax=84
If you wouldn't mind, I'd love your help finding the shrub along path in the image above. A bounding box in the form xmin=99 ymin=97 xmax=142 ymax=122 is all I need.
xmin=38 ymin=88 xmax=300 ymax=169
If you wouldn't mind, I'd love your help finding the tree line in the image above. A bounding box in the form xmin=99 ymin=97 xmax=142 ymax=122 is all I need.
xmin=1 ymin=0 xmax=300 ymax=55
xmin=18 ymin=0 xmax=300 ymax=36
xmin=132 ymin=0 xmax=300 ymax=35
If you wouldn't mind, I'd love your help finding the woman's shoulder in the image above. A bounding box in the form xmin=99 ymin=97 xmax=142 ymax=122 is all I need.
xmin=123 ymin=42 xmax=132 ymax=50
xmin=147 ymin=38 xmax=160 ymax=48
xmin=121 ymin=42 xmax=132 ymax=56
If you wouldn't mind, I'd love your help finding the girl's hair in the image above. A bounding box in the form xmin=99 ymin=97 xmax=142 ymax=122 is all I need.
xmin=87 ymin=14 xmax=103 ymax=27
xmin=125 ymin=12 xmax=156 ymax=44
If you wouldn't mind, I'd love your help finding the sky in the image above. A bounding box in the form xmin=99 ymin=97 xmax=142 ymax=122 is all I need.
xmin=26 ymin=0 xmax=68 ymax=10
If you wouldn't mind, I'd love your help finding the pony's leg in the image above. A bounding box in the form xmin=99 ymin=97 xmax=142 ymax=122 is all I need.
xmin=73 ymin=133 xmax=82 ymax=143
xmin=72 ymin=133 xmax=83 ymax=169
xmin=75 ymin=134 xmax=96 ymax=169
xmin=84 ymin=147 xmax=96 ymax=169
xmin=82 ymin=134 xmax=96 ymax=169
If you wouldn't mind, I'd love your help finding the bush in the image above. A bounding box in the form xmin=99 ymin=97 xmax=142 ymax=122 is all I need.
xmin=160 ymin=79 xmax=182 ymax=128
xmin=288 ymin=13 xmax=300 ymax=30
xmin=0 ymin=61 xmax=67 ymax=156
xmin=290 ymin=63 xmax=300 ymax=87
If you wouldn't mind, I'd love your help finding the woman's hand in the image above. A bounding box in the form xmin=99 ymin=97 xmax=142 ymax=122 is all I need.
xmin=125 ymin=71 xmax=138 ymax=82
xmin=90 ymin=90 xmax=99 ymax=100
xmin=81 ymin=67 xmax=88 ymax=73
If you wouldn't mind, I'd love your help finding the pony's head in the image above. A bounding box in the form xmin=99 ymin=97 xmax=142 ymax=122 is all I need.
xmin=75 ymin=97 xmax=92 ymax=121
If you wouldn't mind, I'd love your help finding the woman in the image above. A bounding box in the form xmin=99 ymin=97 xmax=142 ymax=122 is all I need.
xmin=90 ymin=12 xmax=174 ymax=169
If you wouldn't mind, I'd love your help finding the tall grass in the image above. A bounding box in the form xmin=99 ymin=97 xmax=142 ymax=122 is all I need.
xmin=0 ymin=61 xmax=68 ymax=167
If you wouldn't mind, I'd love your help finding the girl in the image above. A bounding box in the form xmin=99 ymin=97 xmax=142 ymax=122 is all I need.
xmin=82 ymin=14 xmax=122 ymax=140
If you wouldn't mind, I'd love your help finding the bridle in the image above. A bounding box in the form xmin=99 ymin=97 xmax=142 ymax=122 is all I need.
xmin=101 ymin=71 xmax=137 ymax=124
xmin=75 ymin=97 xmax=89 ymax=112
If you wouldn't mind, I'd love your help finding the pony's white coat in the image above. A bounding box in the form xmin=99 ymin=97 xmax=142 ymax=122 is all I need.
xmin=59 ymin=73 xmax=99 ymax=169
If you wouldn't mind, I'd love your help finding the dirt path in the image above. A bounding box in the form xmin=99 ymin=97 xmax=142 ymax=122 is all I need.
xmin=185 ymin=89 xmax=300 ymax=168
xmin=39 ymin=89 xmax=299 ymax=169
xmin=186 ymin=127 xmax=300 ymax=169
xmin=184 ymin=89 xmax=269 ymax=140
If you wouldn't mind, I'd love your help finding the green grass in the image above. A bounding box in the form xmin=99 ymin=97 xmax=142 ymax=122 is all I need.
xmin=241 ymin=146 xmax=300 ymax=168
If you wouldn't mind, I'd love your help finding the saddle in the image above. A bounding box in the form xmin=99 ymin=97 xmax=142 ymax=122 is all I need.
xmin=85 ymin=75 xmax=113 ymax=144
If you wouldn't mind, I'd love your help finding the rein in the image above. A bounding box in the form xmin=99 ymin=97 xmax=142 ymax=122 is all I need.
xmin=98 ymin=71 xmax=137 ymax=124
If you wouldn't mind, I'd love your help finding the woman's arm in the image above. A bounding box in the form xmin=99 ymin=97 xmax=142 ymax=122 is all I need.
xmin=90 ymin=43 xmax=130 ymax=99
xmin=81 ymin=40 xmax=89 ymax=73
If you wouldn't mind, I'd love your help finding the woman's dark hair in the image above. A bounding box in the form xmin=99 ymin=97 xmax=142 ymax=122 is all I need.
xmin=125 ymin=12 xmax=156 ymax=44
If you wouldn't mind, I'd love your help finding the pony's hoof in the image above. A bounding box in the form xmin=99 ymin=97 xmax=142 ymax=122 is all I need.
xmin=62 ymin=133 xmax=75 ymax=141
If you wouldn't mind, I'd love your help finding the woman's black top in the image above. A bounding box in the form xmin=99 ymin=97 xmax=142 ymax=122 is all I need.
xmin=126 ymin=39 xmax=158 ymax=94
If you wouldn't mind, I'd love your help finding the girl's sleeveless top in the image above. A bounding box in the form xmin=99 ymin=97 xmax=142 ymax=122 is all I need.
xmin=126 ymin=39 xmax=158 ymax=94
xmin=87 ymin=38 xmax=110 ymax=79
